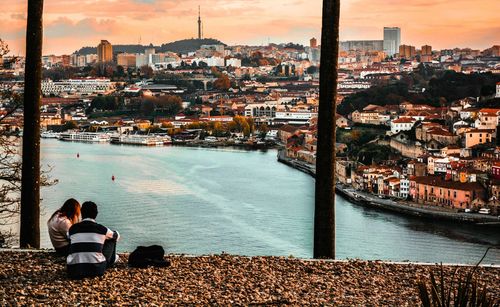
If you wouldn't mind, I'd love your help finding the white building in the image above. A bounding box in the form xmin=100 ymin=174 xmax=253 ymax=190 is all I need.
xmin=245 ymin=101 xmax=279 ymax=118
xmin=41 ymin=78 xmax=115 ymax=96
xmin=496 ymin=82 xmax=500 ymax=98
xmin=399 ymin=178 xmax=410 ymax=199
xmin=226 ymin=58 xmax=242 ymax=68
xmin=390 ymin=117 xmax=416 ymax=134
xmin=205 ymin=57 xmax=225 ymax=67
xmin=274 ymin=111 xmax=317 ymax=125
xmin=135 ymin=54 xmax=148 ymax=67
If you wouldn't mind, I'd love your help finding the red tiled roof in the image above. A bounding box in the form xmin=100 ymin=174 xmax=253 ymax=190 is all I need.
xmin=392 ymin=117 xmax=416 ymax=123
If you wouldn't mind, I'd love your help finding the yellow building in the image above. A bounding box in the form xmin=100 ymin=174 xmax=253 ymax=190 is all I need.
xmin=117 ymin=53 xmax=136 ymax=67
xmin=464 ymin=129 xmax=494 ymax=148
xmin=97 ymin=40 xmax=113 ymax=63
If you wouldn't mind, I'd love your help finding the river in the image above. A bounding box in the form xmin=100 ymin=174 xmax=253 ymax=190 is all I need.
xmin=39 ymin=139 xmax=500 ymax=264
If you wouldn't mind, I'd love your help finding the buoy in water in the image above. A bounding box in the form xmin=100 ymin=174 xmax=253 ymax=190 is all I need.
xmin=112 ymin=175 xmax=115 ymax=181
xmin=77 ymin=153 xmax=80 ymax=158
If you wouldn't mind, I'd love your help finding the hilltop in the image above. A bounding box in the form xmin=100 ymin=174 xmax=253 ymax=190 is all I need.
xmin=74 ymin=38 xmax=225 ymax=55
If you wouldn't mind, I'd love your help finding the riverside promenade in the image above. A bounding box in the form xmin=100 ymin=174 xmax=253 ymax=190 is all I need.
xmin=1 ymin=250 xmax=499 ymax=305
xmin=277 ymin=150 xmax=500 ymax=226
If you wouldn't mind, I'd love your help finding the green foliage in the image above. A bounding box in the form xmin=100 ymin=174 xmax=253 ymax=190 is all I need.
xmin=417 ymin=248 xmax=494 ymax=307
xmin=337 ymin=71 xmax=500 ymax=116
xmin=427 ymin=71 xmax=500 ymax=102
xmin=213 ymin=74 xmax=231 ymax=90
xmin=62 ymin=121 xmax=78 ymax=131
xmin=139 ymin=95 xmax=183 ymax=116
xmin=338 ymin=82 xmax=424 ymax=115
xmin=353 ymin=144 xmax=392 ymax=165
xmin=90 ymin=96 xmax=121 ymax=111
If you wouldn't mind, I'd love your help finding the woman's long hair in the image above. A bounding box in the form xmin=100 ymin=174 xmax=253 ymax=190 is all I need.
xmin=48 ymin=198 xmax=81 ymax=225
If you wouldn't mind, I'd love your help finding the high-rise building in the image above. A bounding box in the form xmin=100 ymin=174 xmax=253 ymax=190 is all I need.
xmin=383 ymin=27 xmax=401 ymax=57
xmin=399 ymin=45 xmax=416 ymax=59
xmin=420 ymin=45 xmax=432 ymax=62
xmin=421 ymin=45 xmax=432 ymax=56
xmin=310 ymin=37 xmax=317 ymax=48
xmin=97 ymin=40 xmax=113 ymax=63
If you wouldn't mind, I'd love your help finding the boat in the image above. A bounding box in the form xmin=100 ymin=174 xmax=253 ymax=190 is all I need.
xmin=110 ymin=134 xmax=170 ymax=146
xmin=41 ymin=131 xmax=60 ymax=139
xmin=58 ymin=132 xmax=110 ymax=143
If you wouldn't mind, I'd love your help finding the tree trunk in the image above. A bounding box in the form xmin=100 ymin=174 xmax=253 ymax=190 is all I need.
xmin=20 ymin=0 xmax=44 ymax=248
xmin=314 ymin=0 xmax=340 ymax=259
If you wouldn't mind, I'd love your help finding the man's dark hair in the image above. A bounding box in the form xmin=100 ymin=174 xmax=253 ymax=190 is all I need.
xmin=81 ymin=201 xmax=98 ymax=219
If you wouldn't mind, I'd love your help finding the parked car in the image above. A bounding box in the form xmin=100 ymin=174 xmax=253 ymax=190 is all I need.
xmin=478 ymin=208 xmax=491 ymax=215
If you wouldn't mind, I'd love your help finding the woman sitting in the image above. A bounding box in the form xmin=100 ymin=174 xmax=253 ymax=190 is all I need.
xmin=47 ymin=198 xmax=81 ymax=256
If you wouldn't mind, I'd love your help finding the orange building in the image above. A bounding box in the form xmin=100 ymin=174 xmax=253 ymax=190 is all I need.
xmin=399 ymin=45 xmax=416 ymax=59
xmin=310 ymin=37 xmax=317 ymax=48
xmin=410 ymin=176 xmax=485 ymax=209
xmin=97 ymin=40 xmax=113 ymax=63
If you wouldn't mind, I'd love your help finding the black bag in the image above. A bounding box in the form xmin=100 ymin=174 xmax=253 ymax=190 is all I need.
xmin=128 ymin=245 xmax=170 ymax=268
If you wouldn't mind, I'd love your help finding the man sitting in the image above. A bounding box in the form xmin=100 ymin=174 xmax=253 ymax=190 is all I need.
xmin=67 ymin=201 xmax=120 ymax=279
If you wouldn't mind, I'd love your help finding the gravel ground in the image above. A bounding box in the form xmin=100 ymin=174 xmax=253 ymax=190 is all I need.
xmin=0 ymin=251 xmax=499 ymax=306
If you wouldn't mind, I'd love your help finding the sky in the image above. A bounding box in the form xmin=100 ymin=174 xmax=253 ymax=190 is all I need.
xmin=0 ymin=0 xmax=499 ymax=55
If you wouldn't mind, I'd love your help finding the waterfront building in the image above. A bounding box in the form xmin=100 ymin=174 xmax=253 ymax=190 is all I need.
xmin=410 ymin=176 xmax=486 ymax=210
xmin=383 ymin=27 xmax=401 ymax=57
xmin=274 ymin=110 xmax=317 ymax=125
xmin=278 ymin=124 xmax=301 ymax=144
xmin=97 ymin=40 xmax=113 ymax=63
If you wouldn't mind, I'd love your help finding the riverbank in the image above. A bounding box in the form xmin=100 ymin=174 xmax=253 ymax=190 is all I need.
xmin=277 ymin=148 xmax=316 ymax=177
xmin=1 ymin=251 xmax=499 ymax=305
xmin=336 ymin=185 xmax=500 ymax=226
xmin=277 ymin=150 xmax=500 ymax=226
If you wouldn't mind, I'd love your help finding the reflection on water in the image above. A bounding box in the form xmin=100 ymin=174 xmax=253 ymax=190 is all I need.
xmin=39 ymin=140 xmax=500 ymax=264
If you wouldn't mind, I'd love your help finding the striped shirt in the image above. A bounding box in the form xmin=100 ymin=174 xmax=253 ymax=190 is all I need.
xmin=67 ymin=218 xmax=120 ymax=278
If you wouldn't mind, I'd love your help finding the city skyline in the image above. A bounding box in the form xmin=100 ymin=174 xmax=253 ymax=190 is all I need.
xmin=1 ymin=0 xmax=499 ymax=55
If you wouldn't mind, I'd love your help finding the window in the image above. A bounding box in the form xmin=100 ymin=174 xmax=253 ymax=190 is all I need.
xmin=453 ymin=191 xmax=457 ymax=198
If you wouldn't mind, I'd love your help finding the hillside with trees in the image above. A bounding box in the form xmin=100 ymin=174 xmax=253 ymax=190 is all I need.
xmin=337 ymin=69 xmax=500 ymax=115
xmin=75 ymin=38 xmax=225 ymax=55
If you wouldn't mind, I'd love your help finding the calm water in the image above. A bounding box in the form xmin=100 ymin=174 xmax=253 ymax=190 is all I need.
xmin=39 ymin=140 xmax=500 ymax=264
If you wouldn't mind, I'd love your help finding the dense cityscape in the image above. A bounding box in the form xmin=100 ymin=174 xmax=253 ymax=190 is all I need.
xmin=1 ymin=0 xmax=500 ymax=304
xmin=1 ymin=21 xmax=500 ymax=219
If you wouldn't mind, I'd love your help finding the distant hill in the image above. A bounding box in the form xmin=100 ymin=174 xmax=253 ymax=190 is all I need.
xmin=75 ymin=38 xmax=225 ymax=55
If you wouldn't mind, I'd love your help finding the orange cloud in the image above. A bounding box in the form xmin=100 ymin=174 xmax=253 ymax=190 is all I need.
xmin=0 ymin=0 xmax=498 ymax=55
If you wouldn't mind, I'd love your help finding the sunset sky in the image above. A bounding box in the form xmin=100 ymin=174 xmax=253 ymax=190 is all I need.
xmin=1 ymin=0 xmax=499 ymax=55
